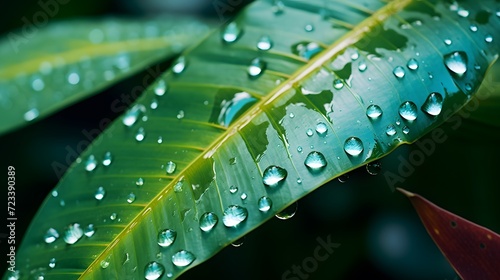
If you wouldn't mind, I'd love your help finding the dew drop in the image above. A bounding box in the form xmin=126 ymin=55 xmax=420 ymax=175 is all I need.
xmin=457 ymin=7 xmax=469 ymax=17
xmin=304 ymin=24 xmax=314 ymax=32
xmin=407 ymin=58 xmax=419 ymax=70
xmin=386 ymin=124 xmax=397 ymax=136
xmin=315 ymin=122 xmax=328 ymax=136
xmin=199 ymin=212 xmax=218 ymax=232
xmin=229 ymin=185 xmax=238 ymax=194
xmin=229 ymin=157 xmax=237 ymax=165
xmin=172 ymin=250 xmax=196 ymax=267
xmin=344 ymin=137 xmax=364 ymax=156
xmin=222 ymin=205 xmax=248 ymax=227
xmin=231 ymin=237 xmax=245 ymax=247
xmin=257 ymin=35 xmax=273 ymax=51
xmin=150 ymin=99 xmax=159 ymax=110
xmin=351 ymin=50 xmax=360 ymax=61
xmin=44 ymin=228 xmax=59 ymax=244
xmin=102 ymin=152 xmax=112 ymax=166
xmin=176 ymin=110 xmax=185 ymax=119
xmin=144 ymin=261 xmax=165 ymax=280
xmin=85 ymin=155 xmax=98 ymax=172
xmin=135 ymin=127 xmax=145 ymax=142
xmin=485 ymin=34 xmax=493 ymax=43
xmin=469 ymin=24 xmax=478 ymax=32
xmin=110 ymin=213 xmax=117 ymax=220
xmin=174 ymin=180 xmax=183 ymax=192
xmin=222 ymin=22 xmax=243 ymax=43
xmin=165 ymin=161 xmax=176 ymax=174
xmin=421 ymin=92 xmax=443 ymax=116
xmin=258 ymin=196 xmax=273 ymax=212
xmin=289 ymin=113 xmax=295 ymax=118
xmin=275 ymin=202 xmax=298 ymax=220
xmin=154 ymin=80 xmax=167 ymax=96
xmin=358 ymin=60 xmax=367 ymax=72
xmin=122 ymin=104 xmax=146 ymax=127
xmin=240 ymin=193 xmax=247 ymax=200
xmin=84 ymin=224 xmax=95 ymax=237
xmin=127 ymin=193 xmax=136 ymax=204
xmin=24 ymin=108 xmax=39 ymax=122
xmin=366 ymin=104 xmax=383 ymax=119
xmin=63 ymin=223 xmax=83 ymax=245
xmin=136 ymin=177 xmax=144 ymax=186
xmin=444 ymin=39 xmax=452 ymax=46
xmin=172 ymin=56 xmax=186 ymax=74
xmin=402 ymin=126 xmax=410 ymax=134
xmin=306 ymin=128 xmax=314 ymax=137
xmin=94 ymin=186 xmax=106 ymax=201
xmin=272 ymin=0 xmax=285 ymax=14
xmin=32 ymin=78 xmax=45 ymax=91
xmin=292 ymin=42 xmax=324 ymax=60
xmin=393 ymin=66 xmax=405 ymax=78
xmin=51 ymin=190 xmax=58 ymax=197
xmin=399 ymin=101 xmax=418 ymax=121
xmin=366 ymin=161 xmax=381 ymax=175
xmin=67 ymin=72 xmax=80 ymax=85
xmin=158 ymin=229 xmax=176 ymax=247
xmin=304 ymin=151 xmax=327 ymax=171
xmin=262 ymin=165 xmax=287 ymax=187
xmin=297 ymin=146 xmax=303 ymax=153
xmin=333 ymin=79 xmax=344 ymax=89
xmin=49 ymin=258 xmax=56 ymax=269
xmin=247 ymin=58 xmax=266 ymax=78
xmin=99 ymin=259 xmax=110 ymax=269
xmin=338 ymin=174 xmax=350 ymax=183
xmin=444 ymin=51 xmax=468 ymax=77
xmin=157 ymin=136 xmax=163 ymax=144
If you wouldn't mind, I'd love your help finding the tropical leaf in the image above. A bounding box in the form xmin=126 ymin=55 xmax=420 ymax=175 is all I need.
xmin=5 ymin=0 xmax=500 ymax=279
xmin=0 ymin=17 xmax=212 ymax=135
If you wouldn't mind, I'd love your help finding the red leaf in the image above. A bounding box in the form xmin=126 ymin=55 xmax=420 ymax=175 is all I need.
xmin=397 ymin=188 xmax=500 ymax=280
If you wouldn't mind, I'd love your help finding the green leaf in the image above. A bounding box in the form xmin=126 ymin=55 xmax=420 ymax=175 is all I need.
xmin=7 ymin=0 xmax=500 ymax=279
xmin=0 ymin=17 xmax=212 ymax=135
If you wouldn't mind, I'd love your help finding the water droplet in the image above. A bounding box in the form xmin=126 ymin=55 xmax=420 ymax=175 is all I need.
xmin=84 ymin=224 xmax=95 ymax=237
xmin=358 ymin=61 xmax=367 ymax=72
xmin=63 ymin=223 xmax=83 ymax=244
xmin=110 ymin=213 xmax=117 ymax=220
xmin=399 ymin=101 xmax=418 ymax=121
xmin=366 ymin=105 xmax=383 ymax=119
xmin=144 ymin=261 xmax=165 ymax=280
xmin=386 ymin=124 xmax=397 ymax=136
xmin=229 ymin=157 xmax=237 ymax=165
xmin=135 ymin=127 xmax=145 ymax=142
xmin=153 ymin=79 xmax=167 ymax=96
xmin=136 ymin=177 xmax=144 ymax=186
xmin=257 ymin=35 xmax=273 ymax=51
xmin=333 ymin=79 xmax=344 ymax=89
xmin=304 ymin=24 xmax=314 ymax=32
xmin=485 ymin=34 xmax=493 ymax=43
xmin=297 ymin=146 xmax=303 ymax=153
xmin=306 ymin=128 xmax=314 ymax=137
xmin=292 ymin=42 xmax=324 ymax=60
xmin=158 ymin=229 xmax=176 ymax=247
xmin=172 ymin=56 xmax=186 ymax=74
xmin=222 ymin=22 xmax=243 ymax=43
xmin=102 ymin=152 xmax=112 ymax=166
xmin=32 ymin=78 xmax=45 ymax=91
xmin=150 ymin=99 xmax=159 ymax=110
xmin=94 ymin=186 xmax=106 ymax=201
xmin=344 ymin=137 xmax=364 ymax=156
xmin=176 ymin=110 xmax=185 ymax=119
xmin=157 ymin=136 xmax=163 ymax=144
xmin=337 ymin=174 xmax=349 ymax=183
xmin=444 ymin=51 xmax=468 ymax=77
xmin=393 ymin=66 xmax=405 ymax=78
xmin=199 ymin=212 xmax=218 ymax=232
xmin=231 ymin=237 xmax=245 ymax=247
xmin=229 ymin=185 xmax=238 ymax=194
xmin=174 ymin=180 xmax=183 ymax=192
xmin=272 ymin=0 xmax=285 ymax=14
xmin=240 ymin=193 xmax=247 ymax=200
xmin=407 ymin=58 xmax=419 ymax=70
xmin=222 ymin=205 xmax=248 ymax=227
xmin=304 ymin=151 xmax=327 ymax=171
xmin=469 ymin=24 xmax=478 ymax=32
xmin=100 ymin=258 xmax=110 ymax=269
xmin=258 ymin=196 xmax=272 ymax=212
xmin=24 ymin=108 xmax=39 ymax=122
xmin=315 ymin=122 xmax=328 ymax=136
xmin=85 ymin=155 xmax=98 ymax=172
xmin=172 ymin=250 xmax=195 ymax=267
xmin=44 ymin=228 xmax=59 ymax=244
xmin=275 ymin=202 xmax=298 ymax=220
xmin=296 ymin=178 xmax=302 ymax=184
xmin=289 ymin=113 xmax=295 ymax=118
xmin=421 ymin=92 xmax=443 ymax=116
xmin=444 ymin=39 xmax=452 ymax=46
xmin=457 ymin=7 xmax=469 ymax=17
xmin=366 ymin=161 xmax=381 ymax=175
xmin=122 ymin=104 xmax=146 ymax=127
xmin=67 ymin=72 xmax=80 ymax=85
xmin=351 ymin=50 xmax=360 ymax=61
xmin=262 ymin=165 xmax=287 ymax=187
xmin=51 ymin=190 xmax=58 ymax=197
xmin=49 ymin=258 xmax=56 ymax=268
xmin=248 ymin=58 xmax=266 ymax=78
xmin=165 ymin=161 xmax=176 ymax=174
xmin=402 ymin=126 xmax=410 ymax=134
xmin=127 ymin=193 xmax=136 ymax=204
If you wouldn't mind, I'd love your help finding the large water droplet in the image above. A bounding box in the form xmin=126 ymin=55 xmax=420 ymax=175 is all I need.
xmin=344 ymin=137 xmax=364 ymax=156
xmin=122 ymin=104 xmax=146 ymax=127
xmin=366 ymin=105 xmax=383 ymax=119
xmin=172 ymin=56 xmax=186 ymax=74
xmin=275 ymin=202 xmax=298 ymax=220
xmin=44 ymin=228 xmax=59 ymax=244
xmin=135 ymin=127 xmax=145 ymax=142
xmin=386 ymin=124 xmax=397 ymax=136
xmin=144 ymin=261 xmax=165 ymax=280
xmin=222 ymin=205 xmax=248 ymax=227
xmin=366 ymin=161 xmax=381 ymax=175
xmin=165 ymin=161 xmax=176 ymax=174
xmin=421 ymin=92 xmax=443 ymax=116
xmin=247 ymin=58 xmax=266 ymax=78
xmin=85 ymin=155 xmax=98 ymax=172
xmin=393 ymin=66 xmax=405 ymax=78
xmin=84 ymin=224 xmax=95 ymax=237
xmin=127 ymin=193 xmax=136 ymax=204
xmin=94 ymin=186 xmax=106 ymax=201
xmin=172 ymin=250 xmax=196 ymax=267
xmin=156 ymin=229 xmax=177 ymax=248
xmin=63 ymin=223 xmax=83 ymax=244
xmin=399 ymin=101 xmax=418 ymax=121
xmin=154 ymin=79 xmax=167 ymax=96
xmin=407 ymin=58 xmax=419 ymax=70
xmin=444 ymin=51 xmax=468 ymax=77
xmin=258 ymin=196 xmax=273 ymax=212
xmin=49 ymin=258 xmax=56 ymax=269
xmin=304 ymin=151 xmax=327 ymax=171
xmin=257 ymin=35 xmax=273 ymax=51
xmin=102 ymin=152 xmax=112 ymax=166
xmin=315 ymin=122 xmax=328 ymax=136
xmin=199 ymin=212 xmax=218 ymax=232
xmin=24 ymin=108 xmax=39 ymax=122
xmin=222 ymin=22 xmax=243 ymax=43
xmin=262 ymin=165 xmax=287 ymax=187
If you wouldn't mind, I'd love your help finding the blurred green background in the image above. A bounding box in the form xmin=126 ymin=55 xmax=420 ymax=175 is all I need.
xmin=1 ymin=0 xmax=499 ymax=279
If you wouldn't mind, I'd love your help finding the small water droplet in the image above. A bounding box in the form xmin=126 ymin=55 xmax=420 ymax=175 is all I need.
xmin=222 ymin=22 xmax=243 ymax=43
xmin=110 ymin=213 xmax=117 ymax=220
xmin=399 ymin=101 xmax=418 ymax=121
xmin=248 ymin=58 xmax=266 ymax=78
xmin=172 ymin=250 xmax=196 ymax=267
xmin=94 ymin=186 xmax=106 ymax=201
xmin=366 ymin=105 xmax=383 ymax=119
xmin=172 ymin=56 xmax=186 ymax=74
xmin=262 ymin=165 xmax=287 ymax=187
xmin=67 ymin=72 xmax=80 ymax=85
xmin=102 ymin=152 xmax=112 ymax=166
xmin=229 ymin=185 xmax=238 ymax=194
xmin=32 ymin=78 xmax=45 ymax=91
xmin=315 ymin=122 xmax=328 ymax=136
xmin=275 ymin=202 xmax=298 ymax=220
xmin=386 ymin=124 xmax=397 ymax=136
xmin=366 ymin=161 xmax=381 ymax=175
xmin=351 ymin=50 xmax=359 ymax=61
xmin=49 ymin=258 xmax=56 ymax=268
xmin=344 ymin=137 xmax=364 ymax=156
xmin=63 ymin=223 xmax=83 ymax=244
xmin=136 ymin=177 xmax=144 ymax=186
xmin=296 ymin=178 xmax=302 ymax=184
xmin=485 ymin=34 xmax=493 ymax=43
xmin=333 ymin=79 xmax=344 ymax=89
xmin=240 ymin=193 xmax=247 ymax=200
xmin=145 ymin=261 xmax=165 ymax=280
xmin=122 ymin=104 xmax=146 ymax=127
xmin=127 ymin=193 xmax=136 ymax=204
xmin=469 ymin=24 xmax=478 ymax=32
xmin=229 ymin=157 xmax=237 ymax=165
xmin=165 ymin=161 xmax=176 ymax=174
xmin=231 ymin=237 xmax=245 ymax=247
xmin=174 ymin=180 xmax=183 ymax=192
xmin=292 ymin=42 xmax=324 ymax=60
xmin=258 ymin=196 xmax=272 ymax=212
xmin=358 ymin=61 xmax=367 ymax=72
xmin=306 ymin=128 xmax=314 ymax=137
xmin=257 ymin=35 xmax=273 ymax=51
xmin=402 ymin=126 xmax=410 ymax=134
xmin=85 ymin=155 xmax=98 ymax=172
xmin=304 ymin=24 xmax=314 ymax=32
xmin=337 ymin=174 xmax=349 ymax=183
xmin=157 ymin=136 xmax=163 ymax=144
xmin=44 ymin=228 xmax=59 ymax=244
xmin=297 ymin=146 xmax=303 ymax=153
xmin=135 ymin=127 xmax=145 ymax=142
xmin=222 ymin=205 xmax=248 ymax=227
xmin=421 ymin=92 xmax=443 ymax=116
xmin=24 ymin=108 xmax=39 ymax=121
xmin=154 ymin=80 xmax=167 ymax=96
xmin=393 ymin=66 xmax=405 ymax=78
xmin=444 ymin=51 xmax=468 ymax=77
xmin=150 ymin=99 xmax=159 ymax=110
xmin=176 ymin=110 xmax=185 ymax=119
xmin=158 ymin=229 xmax=176 ymax=247
xmin=457 ymin=7 xmax=469 ymax=17
xmin=407 ymin=58 xmax=419 ymax=70
xmin=304 ymin=151 xmax=327 ymax=171
xmin=272 ymin=0 xmax=285 ymax=14
xmin=289 ymin=113 xmax=295 ymax=118
xmin=51 ymin=190 xmax=58 ymax=197
xmin=199 ymin=212 xmax=219 ymax=232
xmin=84 ymin=224 xmax=95 ymax=237
xmin=444 ymin=39 xmax=452 ymax=46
